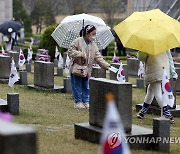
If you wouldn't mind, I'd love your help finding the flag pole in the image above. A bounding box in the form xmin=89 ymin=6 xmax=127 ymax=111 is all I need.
xmin=161 ymin=107 xmax=163 ymax=117
xmin=12 ymin=86 xmax=15 ymax=93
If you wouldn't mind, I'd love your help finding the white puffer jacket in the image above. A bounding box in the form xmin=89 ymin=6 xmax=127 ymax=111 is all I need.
xmin=144 ymin=52 xmax=170 ymax=85
xmin=138 ymin=51 xmax=170 ymax=85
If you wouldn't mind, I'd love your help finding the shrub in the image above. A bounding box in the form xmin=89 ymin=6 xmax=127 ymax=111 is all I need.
xmin=38 ymin=25 xmax=64 ymax=61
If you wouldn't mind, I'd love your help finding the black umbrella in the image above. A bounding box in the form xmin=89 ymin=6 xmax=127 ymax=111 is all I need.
xmin=0 ymin=20 xmax=22 ymax=35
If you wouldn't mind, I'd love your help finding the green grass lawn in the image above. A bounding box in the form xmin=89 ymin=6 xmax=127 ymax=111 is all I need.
xmin=1 ymin=71 xmax=179 ymax=154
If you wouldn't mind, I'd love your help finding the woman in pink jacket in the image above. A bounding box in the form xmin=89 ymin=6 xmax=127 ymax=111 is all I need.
xmin=68 ymin=25 xmax=110 ymax=109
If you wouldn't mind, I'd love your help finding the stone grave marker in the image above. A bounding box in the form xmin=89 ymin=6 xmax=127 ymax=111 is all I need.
xmin=0 ymin=119 xmax=37 ymax=154
xmin=91 ymin=66 xmax=106 ymax=78
xmin=0 ymin=55 xmax=11 ymax=83
xmin=127 ymin=58 xmax=140 ymax=77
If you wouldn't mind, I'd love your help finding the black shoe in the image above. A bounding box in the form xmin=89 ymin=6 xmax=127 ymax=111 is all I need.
xmin=137 ymin=112 xmax=144 ymax=119
xmin=163 ymin=115 xmax=174 ymax=124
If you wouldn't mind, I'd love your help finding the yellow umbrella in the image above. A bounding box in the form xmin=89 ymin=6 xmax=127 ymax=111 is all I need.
xmin=114 ymin=9 xmax=180 ymax=55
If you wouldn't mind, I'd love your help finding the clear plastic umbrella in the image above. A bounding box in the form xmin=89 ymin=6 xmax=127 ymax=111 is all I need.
xmin=51 ymin=13 xmax=114 ymax=50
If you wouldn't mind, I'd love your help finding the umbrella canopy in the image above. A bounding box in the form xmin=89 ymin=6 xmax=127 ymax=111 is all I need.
xmin=61 ymin=13 xmax=106 ymax=25
xmin=0 ymin=20 xmax=22 ymax=35
xmin=114 ymin=9 xmax=180 ymax=55
xmin=51 ymin=13 xmax=114 ymax=50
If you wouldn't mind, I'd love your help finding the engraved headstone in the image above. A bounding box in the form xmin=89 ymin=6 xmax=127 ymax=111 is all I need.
xmin=89 ymin=78 xmax=132 ymax=133
xmin=34 ymin=61 xmax=54 ymax=88
xmin=127 ymin=58 xmax=140 ymax=77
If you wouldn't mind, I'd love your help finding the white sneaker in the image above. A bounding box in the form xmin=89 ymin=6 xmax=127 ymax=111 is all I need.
xmin=83 ymin=102 xmax=89 ymax=109
xmin=74 ymin=102 xmax=86 ymax=109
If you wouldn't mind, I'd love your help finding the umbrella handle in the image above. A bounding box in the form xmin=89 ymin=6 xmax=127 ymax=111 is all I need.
xmin=82 ymin=19 xmax=84 ymax=29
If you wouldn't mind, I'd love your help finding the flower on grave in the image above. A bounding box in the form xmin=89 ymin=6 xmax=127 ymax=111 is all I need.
xmin=0 ymin=112 xmax=13 ymax=121
xmin=34 ymin=38 xmax=41 ymax=45
xmin=2 ymin=52 xmax=8 ymax=56
xmin=92 ymin=63 xmax=100 ymax=67
xmin=39 ymin=56 xmax=49 ymax=61
xmin=42 ymin=50 xmax=48 ymax=55
xmin=112 ymin=56 xmax=120 ymax=63
xmin=126 ymin=54 xmax=131 ymax=58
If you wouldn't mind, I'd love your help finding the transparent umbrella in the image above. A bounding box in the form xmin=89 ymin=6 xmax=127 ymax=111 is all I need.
xmin=51 ymin=13 xmax=114 ymax=50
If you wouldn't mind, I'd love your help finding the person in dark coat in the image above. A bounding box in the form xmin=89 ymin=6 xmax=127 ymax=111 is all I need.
xmin=111 ymin=29 xmax=126 ymax=56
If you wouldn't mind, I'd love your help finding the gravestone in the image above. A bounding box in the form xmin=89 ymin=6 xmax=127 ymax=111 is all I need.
xmin=54 ymin=59 xmax=58 ymax=67
xmin=136 ymin=78 xmax=144 ymax=89
xmin=28 ymin=61 xmax=64 ymax=92
xmin=74 ymin=78 xmax=171 ymax=152
xmin=7 ymin=50 xmax=19 ymax=68
xmin=63 ymin=77 xmax=72 ymax=93
xmin=153 ymin=118 xmax=170 ymax=153
xmin=127 ymin=58 xmax=140 ymax=77
xmin=91 ymin=66 xmax=106 ymax=78
xmin=0 ymin=55 xmax=11 ymax=80
xmin=13 ymin=46 xmax=21 ymax=52
xmin=26 ymin=63 xmax=31 ymax=72
xmin=57 ymin=67 xmax=63 ymax=76
xmin=110 ymin=63 xmax=128 ymax=82
xmin=89 ymin=78 xmax=132 ymax=133
xmin=34 ymin=61 xmax=54 ymax=89
xmin=7 ymin=93 xmax=19 ymax=115
xmin=19 ymin=70 xmax=28 ymax=85
xmin=0 ymin=119 xmax=37 ymax=154
xmin=176 ymin=68 xmax=180 ymax=92
xmin=0 ymin=99 xmax=8 ymax=112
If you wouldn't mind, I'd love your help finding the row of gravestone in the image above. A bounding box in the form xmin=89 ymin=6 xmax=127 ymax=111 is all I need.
xmin=0 ymin=52 xmax=179 ymax=97
xmin=4 ymin=48 xmax=180 ymax=92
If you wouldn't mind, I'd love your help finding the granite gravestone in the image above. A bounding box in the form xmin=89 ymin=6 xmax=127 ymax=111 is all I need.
xmin=63 ymin=77 xmax=72 ymax=93
xmin=57 ymin=67 xmax=63 ymax=76
xmin=0 ymin=55 xmax=11 ymax=79
xmin=34 ymin=61 xmax=54 ymax=89
xmin=26 ymin=63 xmax=31 ymax=72
xmin=54 ymin=59 xmax=58 ymax=67
xmin=89 ymin=78 xmax=132 ymax=133
xmin=7 ymin=93 xmax=19 ymax=115
xmin=0 ymin=119 xmax=37 ymax=154
xmin=110 ymin=63 xmax=128 ymax=82
xmin=127 ymin=58 xmax=140 ymax=77
xmin=91 ymin=66 xmax=106 ymax=78
xmin=153 ymin=118 xmax=170 ymax=153
xmin=74 ymin=78 xmax=170 ymax=152
xmin=136 ymin=78 xmax=144 ymax=89
xmin=19 ymin=70 xmax=28 ymax=85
